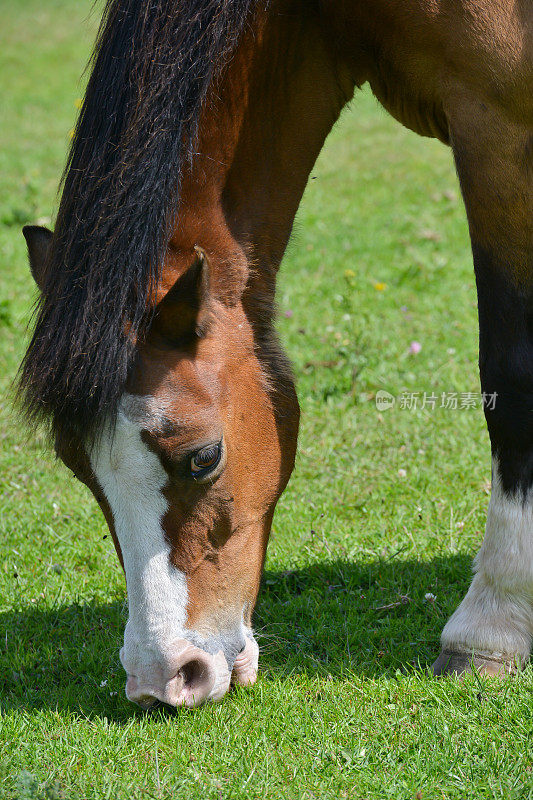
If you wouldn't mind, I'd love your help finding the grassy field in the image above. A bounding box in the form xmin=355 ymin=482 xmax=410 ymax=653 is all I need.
xmin=1 ymin=1 xmax=532 ymax=798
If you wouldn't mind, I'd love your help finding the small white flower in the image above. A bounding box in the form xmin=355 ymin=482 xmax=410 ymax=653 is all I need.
xmin=398 ymin=469 xmax=407 ymax=478
xmin=100 ymin=680 xmax=107 ymax=688
xmin=424 ymin=592 xmax=436 ymax=603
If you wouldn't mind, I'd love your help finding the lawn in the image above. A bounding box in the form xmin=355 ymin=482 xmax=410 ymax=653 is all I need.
xmin=0 ymin=1 xmax=532 ymax=798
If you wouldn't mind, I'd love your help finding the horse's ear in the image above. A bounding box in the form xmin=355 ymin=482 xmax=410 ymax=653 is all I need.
xmin=22 ymin=225 xmax=53 ymax=291
xmin=152 ymin=246 xmax=213 ymax=343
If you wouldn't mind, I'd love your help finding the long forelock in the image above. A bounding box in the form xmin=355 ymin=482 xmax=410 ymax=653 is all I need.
xmin=18 ymin=0 xmax=266 ymax=447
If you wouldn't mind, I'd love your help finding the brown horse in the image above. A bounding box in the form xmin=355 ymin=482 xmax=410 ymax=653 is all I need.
xmin=20 ymin=0 xmax=533 ymax=707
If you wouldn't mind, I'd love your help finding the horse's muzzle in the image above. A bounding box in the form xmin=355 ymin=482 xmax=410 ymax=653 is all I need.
xmin=122 ymin=637 xmax=259 ymax=708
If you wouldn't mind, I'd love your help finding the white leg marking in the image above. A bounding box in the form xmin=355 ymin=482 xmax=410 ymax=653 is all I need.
xmin=89 ymin=396 xmax=190 ymax=678
xmin=441 ymin=458 xmax=533 ymax=662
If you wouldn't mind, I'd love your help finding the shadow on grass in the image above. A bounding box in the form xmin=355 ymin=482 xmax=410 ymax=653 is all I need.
xmin=0 ymin=553 xmax=473 ymax=718
xmin=255 ymin=553 xmax=472 ymax=680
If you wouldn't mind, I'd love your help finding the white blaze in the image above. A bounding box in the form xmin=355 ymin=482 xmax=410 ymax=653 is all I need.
xmin=89 ymin=396 xmax=189 ymax=677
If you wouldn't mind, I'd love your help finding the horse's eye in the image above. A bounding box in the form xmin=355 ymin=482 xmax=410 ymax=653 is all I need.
xmin=190 ymin=443 xmax=222 ymax=478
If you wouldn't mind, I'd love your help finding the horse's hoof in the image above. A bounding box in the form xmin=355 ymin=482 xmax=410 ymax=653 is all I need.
xmin=432 ymin=649 xmax=517 ymax=678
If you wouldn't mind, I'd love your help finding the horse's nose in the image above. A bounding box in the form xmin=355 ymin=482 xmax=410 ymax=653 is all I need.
xmin=231 ymin=636 xmax=259 ymax=686
xmin=124 ymin=642 xmax=231 ymax=708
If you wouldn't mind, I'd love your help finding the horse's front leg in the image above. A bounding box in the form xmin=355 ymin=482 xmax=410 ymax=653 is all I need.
xmin=433 ymin=89 xmax=533 ymax=676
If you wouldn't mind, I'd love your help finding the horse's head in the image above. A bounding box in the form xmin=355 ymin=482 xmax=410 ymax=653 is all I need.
xmin=24 ymin=226 xmax=299 ymax=707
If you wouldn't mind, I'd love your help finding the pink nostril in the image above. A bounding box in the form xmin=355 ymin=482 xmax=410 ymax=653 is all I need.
xmin=176 ymin=654 xmax=214 ymax=704
xmin=125 ymin=642 xmax=231 ymax=709
xmin=171 ymin=645 xmax=233 ymax=707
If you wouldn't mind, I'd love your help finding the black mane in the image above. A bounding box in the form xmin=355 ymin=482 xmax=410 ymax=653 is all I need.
xmin=18 ymin=0 xmax=262 ymax=443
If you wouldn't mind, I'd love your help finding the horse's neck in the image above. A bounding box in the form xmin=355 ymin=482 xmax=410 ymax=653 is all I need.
xmin=169 ymin=2 xmax=353 ymax=294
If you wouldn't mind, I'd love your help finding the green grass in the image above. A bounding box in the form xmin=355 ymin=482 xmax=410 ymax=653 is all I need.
xmin=1 ymin=1 xmax=532 ymax=798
